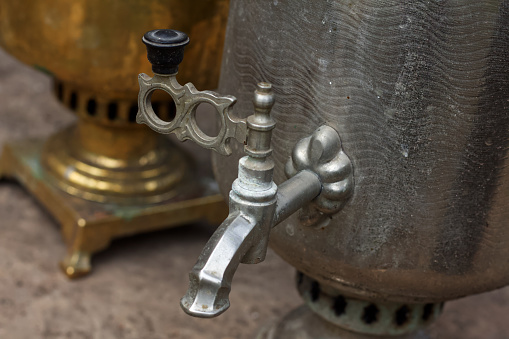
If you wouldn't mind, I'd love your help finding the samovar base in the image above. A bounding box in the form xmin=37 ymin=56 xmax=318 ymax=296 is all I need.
xmin=297 ymin=273 xmax=443 ymax=336
xmin=41 ymin=125 xmax=191 ymax=205
xmin=256 ymin=305 xmax=432 ymax=339
xmin=257 ymin=272 xmax=444 ymax=339
xmin=0 ymin=138 xmax=228 ymax=278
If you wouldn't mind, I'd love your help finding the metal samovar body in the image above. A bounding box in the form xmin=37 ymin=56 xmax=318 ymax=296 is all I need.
xmin=135 ymin=0 xmax=509 ymax=336
xmin=205 ymin=0 xmax=509 ymax=336
xmin=214 ymin=0 xmax=509 ymax=304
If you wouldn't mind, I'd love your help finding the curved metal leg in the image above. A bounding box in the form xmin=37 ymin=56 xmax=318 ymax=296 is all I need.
xmin=60 ymin=251 xmax=92 ymax=278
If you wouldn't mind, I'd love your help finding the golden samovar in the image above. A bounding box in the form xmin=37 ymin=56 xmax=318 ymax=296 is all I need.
xmin=0 ymin=0 xmax=229 ymax=278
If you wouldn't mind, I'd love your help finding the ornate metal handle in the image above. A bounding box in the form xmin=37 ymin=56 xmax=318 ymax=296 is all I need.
xmin=136 ymin=29 xmax=247 ymax=156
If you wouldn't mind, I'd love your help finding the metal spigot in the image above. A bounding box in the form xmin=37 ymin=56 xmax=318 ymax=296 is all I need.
xmin=137 ymin=29 xmax=354 ymax=318
xmin=180 ymin=83 xmax=281 ymax=317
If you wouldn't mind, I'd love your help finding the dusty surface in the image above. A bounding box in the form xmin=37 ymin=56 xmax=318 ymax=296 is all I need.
xmin=0 ymin=48 xmax=508 ymax=339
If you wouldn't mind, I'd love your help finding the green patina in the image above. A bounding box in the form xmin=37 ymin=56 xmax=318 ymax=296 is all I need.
xmin=33 ymin=64 xmax=53 ymax=77
xmin=22 ymin=154 xmax=44 ymax=180
xmin=106 ymin=205 xmax=145 ymax=221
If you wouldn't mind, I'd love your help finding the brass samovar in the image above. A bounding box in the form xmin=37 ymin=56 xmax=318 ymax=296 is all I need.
xmin=136 ymin=0 xmax=509 ymax=337
xmin=0 ymin=0 xmax=229 ymax=277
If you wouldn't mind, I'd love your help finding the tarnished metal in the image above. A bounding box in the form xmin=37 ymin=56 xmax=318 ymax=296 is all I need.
xmin=138 ymin=47 xmax=354 ymax=317
xmin=137 ymin=0 xmax=509 ymax=335
xmin=136 ymin=34 xmax=355 ymax=315
xmin=255 ymin=305 xmax=434 ymax=339
xmin=273 ymin=170 xmax=322 ymax=226
xmin=208 ymin=0 xmax=509 ymax=336
xmin=214 ymin=0 xmax=509 ymax=305
xmin=296 ymin=272 xmax=443 ymax=336
xmin=285 ymin=125 xmax=354 ymax=227
xmin=180 ymin=82 xmax=279 ymax=317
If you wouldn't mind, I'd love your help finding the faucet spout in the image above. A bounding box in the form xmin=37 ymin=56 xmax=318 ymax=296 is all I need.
xmin=180 ymin=212 xmax=257 ymax=318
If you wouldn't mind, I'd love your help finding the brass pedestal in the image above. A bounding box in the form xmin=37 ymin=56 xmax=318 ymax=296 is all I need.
xmin=0 ymin=138 xmax=227 ymax=278
xmin=0 ymin=0 xmax=231 ymax=279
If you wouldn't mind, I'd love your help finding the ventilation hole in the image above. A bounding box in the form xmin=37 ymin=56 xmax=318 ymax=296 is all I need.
xmin=333 ymin=296 xmax=347 ymax=316
xmin=362 ymin=304 xmax=379 ymax=324
xmin=86 ymin=99 xmax=97 ymax=116
xmin=194 ymin=102 xmax=220 ymax=138
xmin=128 ymin=104 xmax=138 ymax=122
xmin=395 ymin=305 xmax=410 ymax=326
xmin=56 ymin=82 xmax=64 ymax=101
xmin=296 ymin=271 xmax=304 ymax=286
xmin=70 ymin=92 xmax=78 ymax=110
xmin=422 ymin=303 xmax=434 ymax=321
xmin=310 ymin=281 xmax=320 ymax=302
xmin=107 ymin=102 xmax=118 ymax=121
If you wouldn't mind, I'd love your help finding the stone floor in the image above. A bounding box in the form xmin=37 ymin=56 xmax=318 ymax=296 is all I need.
xmin=0 ymin=48 xmax=508 ymax=339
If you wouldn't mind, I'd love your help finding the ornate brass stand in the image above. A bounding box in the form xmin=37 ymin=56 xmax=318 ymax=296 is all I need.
xmin=0 ymin=138 xmax=226 ymax=278
xmin=0 ymin=82 xmax=229 ymax=278
xmin=0 ymin=0 xmax=230 ymax=278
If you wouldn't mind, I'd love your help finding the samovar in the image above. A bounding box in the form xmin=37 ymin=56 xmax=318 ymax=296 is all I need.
xmin=137 ymin=0 xmax=509 ymax=337
xmin=0 ymin=0 xmax=229 ymax=278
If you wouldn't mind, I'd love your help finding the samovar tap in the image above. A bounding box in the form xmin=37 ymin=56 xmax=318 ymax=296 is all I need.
xmin=137 ymin=29 xmax=354 ymax=318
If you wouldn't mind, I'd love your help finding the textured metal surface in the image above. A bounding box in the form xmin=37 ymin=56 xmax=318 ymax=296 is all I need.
xmin=158 ymin=78 xmax=354 ymax=318
xmin=213 ymin=0 xmax=509 ymax=303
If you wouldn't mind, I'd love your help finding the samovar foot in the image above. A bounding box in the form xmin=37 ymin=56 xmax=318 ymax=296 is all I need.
xmin=60 ymin=251 xmax=92 ymax=279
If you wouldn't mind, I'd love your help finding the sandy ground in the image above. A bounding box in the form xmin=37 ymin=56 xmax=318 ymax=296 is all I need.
xmin=0 ymin=48 xmax=508 ymax=339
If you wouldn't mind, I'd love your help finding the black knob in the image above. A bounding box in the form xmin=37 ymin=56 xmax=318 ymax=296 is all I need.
xmin=142 ymin=29 xmax=190 ymax=75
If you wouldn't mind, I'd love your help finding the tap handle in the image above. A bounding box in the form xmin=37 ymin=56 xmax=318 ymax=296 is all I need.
xmin=137 ymin=29 xmax=247 ymax=156
xmin=142 ymin=29 xmax=189 ymax=75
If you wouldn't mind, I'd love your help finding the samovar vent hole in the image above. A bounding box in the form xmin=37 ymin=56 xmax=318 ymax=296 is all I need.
xmin=87 ymin=99 xmax=97 ymax=116
xmin=310 ymin=281 xmax=321 ymax=302
xmin=333 ymin=296 xmax=347 ymax=316
xmin=362 ymin=304 xmax=380 ymax=324
xmin=395 ymin=305 xmax=410 ymax=326
xmin=107 ymin=103 xmax=118 ymax=120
